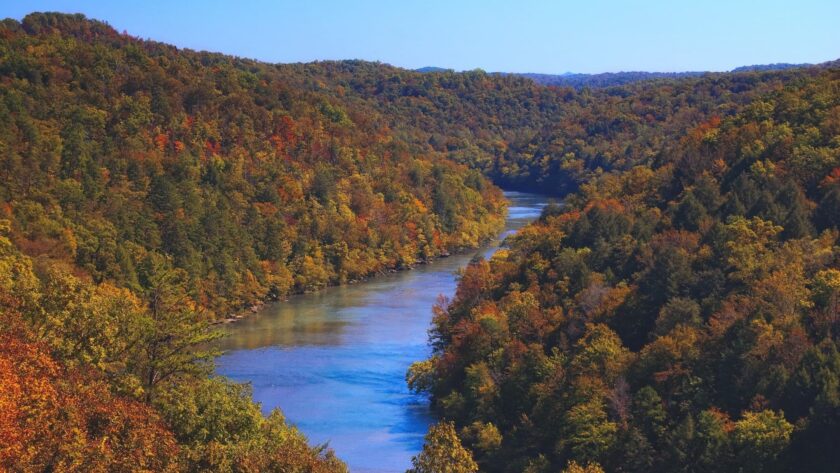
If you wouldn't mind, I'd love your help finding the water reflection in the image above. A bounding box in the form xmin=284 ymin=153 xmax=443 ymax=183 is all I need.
xmin=215 ymin=191 xmax=551 ymax=473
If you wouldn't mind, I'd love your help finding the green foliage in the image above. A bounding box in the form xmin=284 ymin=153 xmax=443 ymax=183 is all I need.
xmin=136 ymin=257 xmax=222 ymax=402
xmin=0 ymin=13 xmax=506 ymax=317
xmin=732 ymin=410 xmax=792 ymax=473
xmin=0 ymin=222 xmax=346 ymax=471
xmin=415 ymin=58 xmax=840 ymax=472
xmin=155 ymin=377 xmax=263 ymax=447
xmin=407 ymin=358 xmax=438 ymax=394
xmin=408 ymin=421 xmax=478 ymax=473
xmin=460 ymin=421 xmax=502 ymax=454
xmin=560 ymin=398 xmax=619 ymax=463
xmin=154 ymin=377 xmax=347 ymax=472
xmin=3 ymin=12 xmax=840 ymax=473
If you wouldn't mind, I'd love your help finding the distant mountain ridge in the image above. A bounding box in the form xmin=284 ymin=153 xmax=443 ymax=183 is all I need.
xmin=415 ymin=66 xmax=453 ymax=73
xmin=418 ymin=61 xmax=836 ymax=88
xmin=731 ymin=62 xmax=810 ymax=72
xmin=514 ymin=70 xmax=708 ymax=88
xmin=510 ymin=62 xmax=823 ymax=88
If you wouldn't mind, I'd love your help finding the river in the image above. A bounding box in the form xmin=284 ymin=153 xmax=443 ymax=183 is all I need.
xmin=215 ymin=191 xmax=551 ymax=472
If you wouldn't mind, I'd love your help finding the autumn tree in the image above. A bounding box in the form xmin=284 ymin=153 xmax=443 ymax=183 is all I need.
xmin=408 ymin=421 xmax=478 ymax=473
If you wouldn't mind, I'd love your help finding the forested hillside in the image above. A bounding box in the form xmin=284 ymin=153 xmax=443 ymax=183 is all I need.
xmin=410 ymin=66 xmax=840 ymax=472
xmin=274 ymin=60 xmax=818 ymax=196
xmin=0 ymin=228 xmax=347 ymax=470
xmin=4 ymin=13 xmax=810 ymax=319
xmin=2 ymin=11 xmax=839 ymax=473
xmin=0 ymin=13 xmax=506 ymax=318
xmin=0 ymin=12 xmax=512 ymax=472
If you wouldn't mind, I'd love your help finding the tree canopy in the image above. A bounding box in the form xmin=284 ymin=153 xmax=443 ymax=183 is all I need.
xmin=1 ymin=12 xmax=839 ymax=473
xmin=413 ymin=62 xmax=840 ymax=472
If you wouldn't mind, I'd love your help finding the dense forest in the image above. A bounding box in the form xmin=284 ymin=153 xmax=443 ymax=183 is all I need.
xmin=1 ymin=11 xmax=839 ymax=473
xmin=1 ymin=229 xmax=347 ymax=470
xmin=276 ymin=59 xmax=827 ymax=197
xmin=0 ymin=13 xmax=508 ymax=318
xmin=410 ymin=61 xmax=840 ymax=472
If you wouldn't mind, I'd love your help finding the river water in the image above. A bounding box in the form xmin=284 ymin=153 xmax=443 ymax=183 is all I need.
xmin=215 ymin=191 xmax=550 ymax=472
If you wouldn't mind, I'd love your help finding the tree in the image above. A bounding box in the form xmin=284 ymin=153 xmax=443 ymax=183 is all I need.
xmin=674 ymin=192 xmax=708 ymax=232
xmin=561 ymin=461 xmax=605 ymax=473
xmin=560 ymin=398 xmax=619 ymax=464
xmin=407 ymin=358 xmax=438 ymax=394
xmin=136 ymin=255 xmax=222 ymax=402
xmin=631 ymin=386 xmax=668 ymax=445
xmin=153 ymin=376 xmax=348 ymax=472
xmin=654 ymin=297 xmax=702 ymax=336
xmin=408 ymin=421 xmax=478 ymax=473
xmin=811 ymin=269 xmax=840 ymax=337
xmin=732 ymin=410 xmax=792 ymax=473
xmin=0 ymin=329 xmax=179 ymax=472
xmin=692 ymin=409 xmax=732 ymax=473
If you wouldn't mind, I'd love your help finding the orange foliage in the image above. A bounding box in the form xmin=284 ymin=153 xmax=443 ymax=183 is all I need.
xmin=0 ymin=329 xmax=179 ymax=471
xmin=650 ymin=229 xmax=701 ymax=252
xmin=405 ymin=221 xmax=418 ymax=239
xmin=205 ymin=138 xmax=221 ymax=156
xmin=690 ymin=115 xmax=721 ymax=139
xmin=154 ymin=133 xmax=168 ymax=151
xmin=277 ymin=115 xmax=298 ymax=144
xmin=181 ymin=115 xmax=194 ymax=130
xmin=583 ymin=198 xmax=625 ymax=214
xmin=820 ymin=167 xmax=840 ymax=188
xmin=270 ymin=134 xmax=286 ymax=155
xmin=454 ymin=259 xmax=494 ymax=307
xmin=253 ymin=201 xmax=279 ymax=217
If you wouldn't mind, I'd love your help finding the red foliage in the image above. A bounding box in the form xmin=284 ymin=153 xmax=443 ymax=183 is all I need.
xmin=820 ymin=167 xmax=840 ymax=188
xmin=204 ymin=138 xmax=221 ymax=156
xmin=685 ymin=115 xmax=722 ymax=143
xmin=277 ymin=115 xmax=298 ymax=145
xmin=154 ymin=133 xmax=168 ymax=152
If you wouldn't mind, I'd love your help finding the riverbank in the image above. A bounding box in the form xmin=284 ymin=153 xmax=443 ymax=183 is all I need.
xmin=211 ymin=208 xmax=514 ymax=326
xmin=214 ymin=191 xmax=551 ymax=472
xmin=213 ymin=252 xmax=467 ymax=325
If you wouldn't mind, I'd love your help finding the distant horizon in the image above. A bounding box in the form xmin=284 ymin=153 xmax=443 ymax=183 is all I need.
xmin=2 ymin=1 xmax=839 ymax=75
xmin=423 ymin=62 xmax=825 ymax=75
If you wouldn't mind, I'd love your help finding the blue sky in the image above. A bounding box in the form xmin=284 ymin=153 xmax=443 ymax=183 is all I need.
xmin=3 ymin=0 xmax=839 ymax=74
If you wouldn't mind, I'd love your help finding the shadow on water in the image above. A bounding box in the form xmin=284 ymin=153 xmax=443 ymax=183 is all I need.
xmin=215 ymin=191 xmax=552 ymax=473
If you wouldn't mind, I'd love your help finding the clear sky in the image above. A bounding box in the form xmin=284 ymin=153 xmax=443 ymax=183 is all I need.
xmin=2 ymin=0 xmax=839 ymax=74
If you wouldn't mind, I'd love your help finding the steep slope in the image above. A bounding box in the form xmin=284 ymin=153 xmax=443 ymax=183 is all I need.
xmin=272 ymin=60 xmax=823 ymax=196
xmin=3 ymin=12 xmax=839 ymax=473
xmin=0 ymin=13 xmax=506 ymax=317
xmin=411 ymin=67 xmax=840 ymax=472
